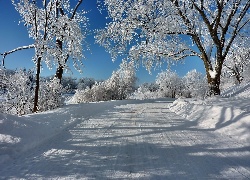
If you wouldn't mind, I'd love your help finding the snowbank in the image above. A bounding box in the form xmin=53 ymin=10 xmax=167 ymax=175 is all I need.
xmin=0 ymin=101 xmax=125 ymax=164
xmin=221 ymin=82 xmax=250 ymax=98
xmin=0 ymin=100 xmax=150 ymax=165
xmin=169 ymin=97 xmax=250 ymax=145
xmin=0 ymin=106 xmax=78 ymax=164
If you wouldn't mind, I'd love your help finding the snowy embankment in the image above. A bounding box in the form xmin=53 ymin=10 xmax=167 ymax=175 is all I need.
xmin=0 ymin=105 xmax=79 ymax=164
xmin=169 ymin=83 xmax=250 ymax=144
xmin=0 ymin=100 xmax=133 ymax=164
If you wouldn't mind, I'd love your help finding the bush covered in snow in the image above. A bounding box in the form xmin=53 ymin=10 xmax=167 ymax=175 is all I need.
xmin=0 ymin=69 xmax=64 ymax=115
xmin=69 ymin=60 xmax=137 ymax=103
xmin=130 ymin=83 xmax=160 ymax=100
xmin=38 ymin=78 xmax=64 ymax=112
xmin=0 ymin=69 xmax=34 ymax=115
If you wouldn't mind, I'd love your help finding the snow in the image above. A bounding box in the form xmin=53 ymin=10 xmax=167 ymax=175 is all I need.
xmin=169 ymin=97 xmax=250 ymax=144
xmin=0 ymin=101 xmax=131 ymax=164
xmin=209 ymin=69 xmax=217 ymax=78
xmin=0 ymin=95 xmax=250 ymax=178
xmin=221 ymin=81 xmax=250 ymax=98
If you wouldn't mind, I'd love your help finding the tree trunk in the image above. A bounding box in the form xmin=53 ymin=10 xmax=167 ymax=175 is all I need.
xmin=55 ymin=65 xmax=63 ymax=83
xmin=203 ymin=53 xmax=224 ymax=96
xmin=234 ymin=66 xmax=243 ymax=84
xmin=205 ymin=63 xmax=222 ymax=96
xmin=33 ymin=56 xmax=41 ymax=113
xmin=208 ymin=77 xmax=221 ymax=96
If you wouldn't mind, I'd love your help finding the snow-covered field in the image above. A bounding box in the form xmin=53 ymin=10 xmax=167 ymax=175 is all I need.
xmin=0 ymin=95 xmax=250 ymax=178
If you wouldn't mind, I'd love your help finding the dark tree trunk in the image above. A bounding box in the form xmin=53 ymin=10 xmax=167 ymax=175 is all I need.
xmin=55 ymin=65 xmax=63 ymax=83
xmin=203 ymin=52 xmax=224 ymax=96
xmin=54 ymin=38 xmax=65 ymax=84
xmin=205 ymin=63 xmax=223 ymax=96
xmin=234 ymin=66 xmax=243 ymax=84
xmin=208 ymin=77 xmax=221 ymax=96
xmin=33 ymin=56 xmax=41 ymax=113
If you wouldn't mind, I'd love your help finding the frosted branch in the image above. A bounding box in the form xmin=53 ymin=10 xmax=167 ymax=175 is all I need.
xmin=1 ymin=44 xmax=35 ymax=67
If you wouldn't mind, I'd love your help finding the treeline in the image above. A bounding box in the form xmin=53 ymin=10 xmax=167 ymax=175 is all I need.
xmin=131 ymin=69 xmax=209 ymax=100
xmin=0 ymin=68 xmax=102 ymax=115
xmin=0 ymin=60 xmax=136 ymax=115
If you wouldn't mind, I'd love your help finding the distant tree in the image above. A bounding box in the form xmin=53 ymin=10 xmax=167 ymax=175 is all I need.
xmin=156 ymin=70 xmax=182 ymax=98
xmin=97 ymin=0 xmax=250 ymax=95
xmin=130 ymin=83 xmax=159 ymax=100
xmin=118 ymin=60 xmax=137 ymax=99
xmin=77 ymin=77 xmax=97 ymax=90
xmin=105 ymin=71 xmax=121 ymax=100
xmin=141 ymin=83 xmax=159 ymax=92
xmin=1 ymin=0 xmax=88 ymax=112
xmin=131 ymin=69 xmax=208 ymax=99
xmin=105 ymin=60 xmax=137 ymax=100
xmin=61 ymin=76 xmax=77 ymax=93
xmin=182 ymin=69 xmax=208 ymax=98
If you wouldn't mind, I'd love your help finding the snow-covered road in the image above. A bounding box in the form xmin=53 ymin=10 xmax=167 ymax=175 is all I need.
xmin=1 ymin=99 xmax=250 ymax=179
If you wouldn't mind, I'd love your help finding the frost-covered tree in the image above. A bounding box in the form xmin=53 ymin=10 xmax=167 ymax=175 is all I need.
xmin=118 ymin=60 xmax=137 ymax=99
xmin=156 ymin=70 xmax=182 ymax=98
xmin=182 ymin=69 xmax=208 ymax=98
xmin=105 ymin=60 xmax=137 ymax=100
xmin=222 ymin=42 xmax=250 ymax=84
xmin=0 ymin=69 xmax=64 ymax=115
xmin=105 ymin=71 xmax=121 ymax=100
xmin=1 ymin=0 xmax=88 ymax=112
xmin=97 ymin=0 xmax=250 ymax=95
xmin=0 ymin=69 xmax=34 ymax=115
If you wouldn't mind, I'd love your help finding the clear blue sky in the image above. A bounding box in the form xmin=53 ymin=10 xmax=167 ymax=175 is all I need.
xmin=0 ymin=0 xmax=205 ymax=84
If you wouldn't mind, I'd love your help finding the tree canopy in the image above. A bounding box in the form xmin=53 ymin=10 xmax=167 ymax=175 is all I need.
xmin=96 ymin=0 xmax=250 ymax=95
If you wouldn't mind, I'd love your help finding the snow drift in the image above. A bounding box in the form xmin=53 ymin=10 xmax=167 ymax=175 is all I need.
xmin=169 ymin=82 xmax=250 ymax=145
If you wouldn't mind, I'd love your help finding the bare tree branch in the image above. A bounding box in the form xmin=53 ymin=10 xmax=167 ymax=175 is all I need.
xmin=71 ymin=0 xmax=83 ymax=19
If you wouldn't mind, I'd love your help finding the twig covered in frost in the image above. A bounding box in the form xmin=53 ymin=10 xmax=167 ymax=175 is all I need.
xmin=1 ymin=44 xmax=35 ymax=67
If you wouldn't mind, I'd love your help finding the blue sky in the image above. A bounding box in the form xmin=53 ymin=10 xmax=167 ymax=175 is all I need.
xmin=0 ymin=0 xmax=205 ymax=84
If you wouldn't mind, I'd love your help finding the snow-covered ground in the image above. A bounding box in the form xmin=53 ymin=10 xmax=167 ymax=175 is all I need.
xmin=170 ymin=83 xmax=250 ymax=145
xmin=0 ymin=92 xmax=250 ymax=178
xmin=0 ymin=100 xmax=132 ymax=165
xmin=170 ymin=97 xmax=250 ymax=144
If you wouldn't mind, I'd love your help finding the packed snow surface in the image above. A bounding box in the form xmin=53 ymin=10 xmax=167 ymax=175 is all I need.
xmin=1 ymin=98 xmax=250 ymax=179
